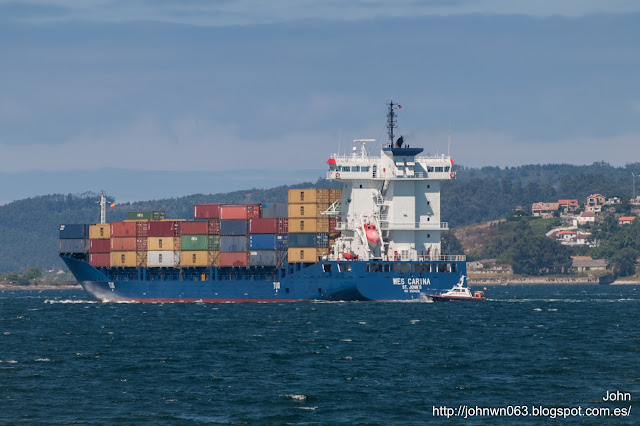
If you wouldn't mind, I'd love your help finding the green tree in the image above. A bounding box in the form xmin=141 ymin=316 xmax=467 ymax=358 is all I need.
xmin=23 ymin=267 xmax=43 ymax=281
xmin=509 ymin=235 xmax=571 ymax=275
xmin=610 ymin=247 xmax=639 ymax=277
xmin=441 ymin=231 xmax=465 ymax=255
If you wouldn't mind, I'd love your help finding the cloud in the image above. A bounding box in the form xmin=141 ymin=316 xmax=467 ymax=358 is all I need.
xmin=2 ymin=0 xmax=640 ymax=26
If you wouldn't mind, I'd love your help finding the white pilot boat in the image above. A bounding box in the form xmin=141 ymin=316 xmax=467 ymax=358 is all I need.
xmin=424 ymin=276 xmax=486 ymax=301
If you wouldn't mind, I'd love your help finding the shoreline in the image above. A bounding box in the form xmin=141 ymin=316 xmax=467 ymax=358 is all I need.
xmin=0 ymin=283 xmax=81 ymax=291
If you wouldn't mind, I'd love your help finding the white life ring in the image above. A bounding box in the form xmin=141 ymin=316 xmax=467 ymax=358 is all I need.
xmin=336 ymin=172 xmax=341 ymax=178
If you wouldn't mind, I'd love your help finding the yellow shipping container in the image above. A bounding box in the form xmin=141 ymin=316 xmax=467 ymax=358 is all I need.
xmin=181 ymin=250 xmax=219 ymax=267
xmin=288 ymin=203 xmax=330 ymax=218
xmin=288 ymin=188 xmax=330 ymax=204
xmin=147 ymin=237 xmax=176 ymax=251
xmin=287 ymin=247 xmax=329 ymax=263
xmin=89 ymin=224 xmax=110 ymax=239
xmin=288 ymin=217 xmax=330 ymax=233
xmin=110 ymin=251 xmax=138 ymax=267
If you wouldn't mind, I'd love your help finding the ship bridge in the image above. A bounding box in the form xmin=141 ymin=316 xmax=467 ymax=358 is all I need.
xmin=325 ymin=102 xmax=456 ymax=262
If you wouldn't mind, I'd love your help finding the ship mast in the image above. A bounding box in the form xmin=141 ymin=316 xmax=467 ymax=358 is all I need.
xmin=386 ymin=100 xmax=398 ymax=146
xmin=96 ymin=193 xmax=112 ymax=224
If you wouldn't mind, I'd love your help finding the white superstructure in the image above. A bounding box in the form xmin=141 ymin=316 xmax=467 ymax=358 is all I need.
xmin=325 ymin=102 xmax=455 ymax=262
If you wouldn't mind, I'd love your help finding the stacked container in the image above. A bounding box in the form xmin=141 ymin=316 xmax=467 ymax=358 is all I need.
xmin=59 ymin=224 xmax=89 ymax=254
xmin=147 ymin=220 xmax=180 ymax=267
xmin=248 ymin=218 xmax=289 ymax=266
xmin=180 ymin=220 xmax=219 ymax=267
xmin=127 ymin=211 xmax=165 ymax=220
xmin=88 ymin=224 xmax=110 ymax=267
xmin=110 ymin=221 xmax=148 ymax=267
xmin=287 ymin=189 xmax=341 ymax=263
xmin=219 ymin=205 xmax=251 ymax=267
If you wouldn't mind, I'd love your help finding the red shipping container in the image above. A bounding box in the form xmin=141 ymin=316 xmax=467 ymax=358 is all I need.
xmin=249 ymin=218 xmax=277 ymax=234
xmin=89 ymin=253 xmax=110 ymax=267
xmin=248 ymin=204 xmax=262 ymax=219
xmin=180 ymin=221 xmax=209 ymax=235
xmin=219 ymin=252 xmax=249 ymax=267
xmin=148 ymin=221 xmax=179 ymax=237
xmin=194 ymin=204 xmax=222 ymax=219
xmin=111 ymin=237 xmax=137 ymax=251
xmin=329 ymin=218 xmax=337 ymax=233
xmin=208 ymin=220 xmax=220 ymax=235
xmin=136 ymin=221 xmax=150 ymax=237
xmin=89 ymin=239 xmax=110 ymax=253
xmin=110 ymin=221 xmax=136 ymax=237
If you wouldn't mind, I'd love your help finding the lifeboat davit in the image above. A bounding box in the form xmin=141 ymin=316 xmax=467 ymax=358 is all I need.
xmin=361 ymin=223 xmax=380 ymax=245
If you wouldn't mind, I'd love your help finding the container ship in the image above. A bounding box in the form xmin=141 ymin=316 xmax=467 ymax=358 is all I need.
xmin=59 ymin=102 xmax=466 ymax=302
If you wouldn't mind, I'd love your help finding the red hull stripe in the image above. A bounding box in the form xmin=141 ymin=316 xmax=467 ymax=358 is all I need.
xmin=101 ymin=298 xmax=304 ymax=303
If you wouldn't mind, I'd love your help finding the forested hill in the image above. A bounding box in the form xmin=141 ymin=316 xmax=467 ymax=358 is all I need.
xmin=1 ymin=162 xmax=638 ymax=272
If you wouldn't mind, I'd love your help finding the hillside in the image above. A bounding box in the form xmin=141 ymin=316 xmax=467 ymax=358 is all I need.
xmin=1 ymin=161 xmax=639 ymax=272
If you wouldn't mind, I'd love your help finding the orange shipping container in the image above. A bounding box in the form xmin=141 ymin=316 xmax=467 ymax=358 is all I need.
xmin=288 ymin=203 xmax=330 ymax=218
xmin=288 ymin=189 xmax=329 ymax=204
xmin=110 ymin=251 xmax=138 ymax=267
xmin=219 ymin=252 xmax=249 ymax=267
xmin=147 ymin=237 xmax=176 ymax=251
xmin=89 ymin=224 xmax=111 ymax=239
xmin=288 ymin=218 xmax=330 ymax=233
xmin=287 ymin=247 xmax=329 ymax=263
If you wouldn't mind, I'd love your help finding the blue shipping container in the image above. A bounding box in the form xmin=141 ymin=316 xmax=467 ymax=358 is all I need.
xmin=220 ymin=235 xmax=248 ymax=252
xmin=249 ymin=234 xmax=277 ymax=250
xmin=59 ymin=239 xmax=88 ymax=253
xmin=220 ymin=220 xmax=248 ymax=236
xmin=59 ymin=224 xmax=89 ymax=239
xmin=276 ymin=234 xmax=288 ymax=250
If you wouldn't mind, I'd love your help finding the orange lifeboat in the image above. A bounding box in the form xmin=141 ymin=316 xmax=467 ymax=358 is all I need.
xmin=361 ymin=222 xmax=380 ymax=245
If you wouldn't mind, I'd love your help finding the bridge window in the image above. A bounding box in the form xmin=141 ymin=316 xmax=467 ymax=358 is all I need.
xmin=338 ymin=263 xmax=352 ymax=272
xmin=435 ymin=167 xmax=444 ymax=172
xmin=445 ymin=166 xmax=450 ymax=172
xmin=361 ymin=166 xmax=370 ymax=172
xmin=352 ymin=166 xmax=360 ymax=172
xmin=391 ymin=263 xmax=411 ymax=273
xmin=342 ymin=166 xmax=351 ymax=172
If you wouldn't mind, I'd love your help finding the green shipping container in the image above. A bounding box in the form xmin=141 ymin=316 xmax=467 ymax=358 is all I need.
xmin=181 ymin=234 xmax=219 ymax=251
xmin=127 ymin=211 xmax=166 ymax=220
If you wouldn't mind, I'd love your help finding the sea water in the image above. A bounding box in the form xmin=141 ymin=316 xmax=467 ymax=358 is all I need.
xmin=1 ymin=285 xmax=637 ymax=424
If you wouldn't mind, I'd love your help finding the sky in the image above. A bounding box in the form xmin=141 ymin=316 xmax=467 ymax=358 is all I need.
xmin=1 ymin=0 xmax=639 ymax=202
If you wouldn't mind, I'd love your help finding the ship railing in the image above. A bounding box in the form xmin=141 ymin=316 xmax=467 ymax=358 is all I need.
xmin=337 ymin=220 xmax=448 ymax=231
xmin=417 ymin=254 xmax=467 ymax=262
xmin=394 ymin=172 xmax=424 ymax=178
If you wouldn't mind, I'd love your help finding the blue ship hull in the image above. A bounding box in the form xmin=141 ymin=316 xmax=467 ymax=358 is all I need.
xmin=61 ymin=255 xmax=467 ymax=302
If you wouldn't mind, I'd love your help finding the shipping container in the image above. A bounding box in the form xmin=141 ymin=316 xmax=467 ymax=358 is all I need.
xmin=147 ymin=236 xmax=176 ymax=251
xmin=219 ymin=204 xmax=262 ymax=220
xmin=249 ymin=250 xmax=279 ymax=266
xmin=208 ymin=220 xmax=220 ymax=235
xmin=127 ymin=211 xmax=165 ymax=221
xmin=180 ymin=221 xmax=209 ymax=235
xmin=249 ymin=218 xmax=277 ymax=234
xmin=147 ymin=251 xmax=180 ymax=267
xmin=288 ymin=217 xmax=330 ymax=233
xmin=59 ymin=224 xmax=89 ymax=239
xmin=59 ymin=238 xmax=88 ymax=253
xmin=110 ymin=221 xmax=136 ymax=237
xmin=136 ymin=221 xmax=150 ymax=237
xmin=276 ymin=234 xmax=288 ymax=250
xmin=193 ymin=204 xmax=222 ymax=220
xmin=219 ymin=252 xmax=249 ymax=267
xmin=287 ymin=203 xmax=330 ymax=218
xmin=261 ymin=203 xmax=288 ymax=218
xmin=181 ymin=235 xmax=209 ymax=251
xmin=110 ymin=251 xmax=138 ymax=267
xmin=148 ymin=220 xmax=180 ymax=237
xmin=180 ymin=250 xmax=211 ymax=267
xmin=89 ymin=253 xmax=110 ymax=268
xmin=208 ymin=235 xmax=220 ymax=251
xmin=110 ymin=237 xmax=137 ymax=251
xmin=249 ymin=234 xmax=277 ymax=250
xmin=220 ymin=235 xmax=248 ymax=252
xmin=287 ymin=247 xmax=329 ymax=263
xmin=288 ymin=189 xmax=329 ymax=204
xmin=329 ymin=189 xmax=342 ymax=203
xmin=89 ymin=224 xmax=110 ymax=239
xmin=329 ymin=218 xmax=337 ymax=233
xmin=220 ymin=219 xmax=248 ymax=236
xmin=287 ymin=233 xmax=329 ymax=248
xmin=89 ymin=239 xmax=110 ymax=253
